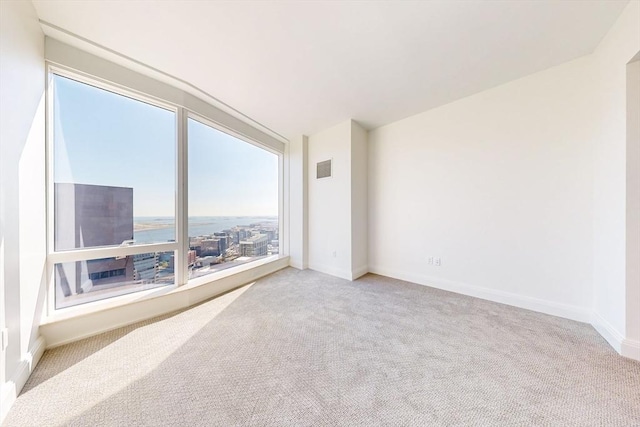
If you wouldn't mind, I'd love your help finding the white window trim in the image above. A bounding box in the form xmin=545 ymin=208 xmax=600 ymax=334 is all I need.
xmin=44 ymin=44 xmax=287 ymax=321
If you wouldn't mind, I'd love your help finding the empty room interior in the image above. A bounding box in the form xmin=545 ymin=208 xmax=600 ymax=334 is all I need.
xmin=1 ymin=0 xmax=640 ymax=425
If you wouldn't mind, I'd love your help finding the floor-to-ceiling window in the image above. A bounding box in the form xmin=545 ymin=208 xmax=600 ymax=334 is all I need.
xmin=188 ymin=117 xmax=279 ymax=280
xmin=48 ymin=69 xmax=282 ymax=311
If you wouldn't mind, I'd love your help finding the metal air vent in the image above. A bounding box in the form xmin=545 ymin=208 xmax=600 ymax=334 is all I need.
xmin=316 ymin=159 xmax=332 ymax=179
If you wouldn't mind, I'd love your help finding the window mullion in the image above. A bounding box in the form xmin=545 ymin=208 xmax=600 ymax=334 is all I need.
xmin=48 ymin=242 xmax=179 ymax=264
xmin=176 ymin=107 xmax=189 ymax=286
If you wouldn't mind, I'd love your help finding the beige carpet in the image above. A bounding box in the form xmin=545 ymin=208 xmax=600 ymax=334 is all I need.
xmin=4 ymin=268 xmax=640 ymax=426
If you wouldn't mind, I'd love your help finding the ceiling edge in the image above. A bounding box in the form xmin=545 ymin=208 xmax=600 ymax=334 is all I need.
xmin=39 ymin=20 xmax=290 ymax=144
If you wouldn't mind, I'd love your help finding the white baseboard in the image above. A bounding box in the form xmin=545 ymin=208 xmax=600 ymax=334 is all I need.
xmin=323 ymin=265 xmax=638 ymax=361
xmin=621 ymin=338 xmax=640 ymax=361
xmin=590 ymin=313 xmax=640 ymax=361
xmin=308 ymin=263 xmax=353 ymax=281
xmin=308 ymin=264 xmax=368 ymax=282
xmin=591 ymin=311 xmax=640 ymax=362
xmin=368 ymin=265 xmax=592 ymax=323
xmin=1 ymin=336 xmax=46 ymax=424
xmin=590 ymin=312 xmax=624 ymax=353
xmin=351 ymin=265 xmax=369 ymax=280
xmin=289 ymin=259 xmax=308 ymax=270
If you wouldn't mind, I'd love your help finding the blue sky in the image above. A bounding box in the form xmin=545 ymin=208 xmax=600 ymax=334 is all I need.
xmin=54 ymin=74 xmax=279 ymax=217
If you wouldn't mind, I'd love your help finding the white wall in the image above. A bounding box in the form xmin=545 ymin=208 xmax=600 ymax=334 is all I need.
xmin=367 ymin=1 xmax=640 ymax=359
xmin=308 ymin=121 xmax=353 ymax=279
xmin=627 ymin=58 xmax=640 ymax=349
xmin=0 ymin=0 xmax=47 ymax=421
xmin=307 ymin=119 xmax=368 ymax=280
xmin=288 ymin=135 xmax=309 ymax=269
xmin=368 ymin=54 xmax=598 ymax=322
xmin=590 ymin=0 xmax=640 ymax=357
xmin=350 ymin=121 xmax=368 ymax=278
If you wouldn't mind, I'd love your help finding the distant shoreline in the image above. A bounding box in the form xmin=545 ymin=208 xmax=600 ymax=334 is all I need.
xmin=134 ymin=223 xmax=173 ymax=232
xmin=133 ymin=216 xmax=278 ymax=233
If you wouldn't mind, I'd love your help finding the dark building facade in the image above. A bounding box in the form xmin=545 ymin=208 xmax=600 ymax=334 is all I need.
xmin=54 ymin=183 xmax=136 ymax=297
xmin=54 ymin=183 xmax=134 ymax=250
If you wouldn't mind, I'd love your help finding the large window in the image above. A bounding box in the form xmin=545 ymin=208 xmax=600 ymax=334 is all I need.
xmin=188 ymin=118 xmax=279 ymax=279
xmin=48 ymin=70 xmax=281 ymax=311
xmin=53 ymin=75 xmax=176 ymax=249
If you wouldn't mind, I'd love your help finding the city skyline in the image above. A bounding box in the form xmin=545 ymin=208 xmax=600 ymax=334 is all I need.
xmin=54 ymin=181 xmax=279 ymax=308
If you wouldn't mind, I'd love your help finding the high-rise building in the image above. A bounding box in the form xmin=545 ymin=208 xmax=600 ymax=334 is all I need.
xmin=133 ymin=253 xmax=158 ymax=281
xmin=201 ymin=238 xmax=222 ymax=256
xmin=239 ymin=234 xmax=268 ymax=257
xmin=188 ymin=250 xmax=197 ymax=266
xmin=54 ymin=183 xmax=134 ymax=250
xmin=54 ymin=183 xmax=135 ymax=296
xmin=213 ymin=233 xmax=229 ymax=254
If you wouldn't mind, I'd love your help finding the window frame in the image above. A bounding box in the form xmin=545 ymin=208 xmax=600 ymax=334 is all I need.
xmin=185 ymin=112 xmax=284 ymax=287
xmin=45 ymin=63 xmax=285 ymax=317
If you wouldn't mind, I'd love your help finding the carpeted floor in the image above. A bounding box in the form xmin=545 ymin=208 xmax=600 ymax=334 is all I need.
xmin=4 ymin=268 xmax=640 ymax=426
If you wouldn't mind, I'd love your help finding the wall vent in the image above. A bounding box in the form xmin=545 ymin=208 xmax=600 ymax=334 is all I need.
xmin=316 ymin=159 xmax=332 ymax=179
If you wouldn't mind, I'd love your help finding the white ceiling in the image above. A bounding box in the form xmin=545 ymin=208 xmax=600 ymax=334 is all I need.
xmin=32 ymin=0 xmax=628 ymax=140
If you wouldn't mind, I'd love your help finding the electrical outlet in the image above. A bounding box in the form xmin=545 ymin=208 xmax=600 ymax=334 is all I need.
xmin=434 ymin=257 xmax=441 ymax=266
xmin=332 ymin=251 xmax=337 ymax=258
xmin=428 ymin=257 xmax=433 ymax=265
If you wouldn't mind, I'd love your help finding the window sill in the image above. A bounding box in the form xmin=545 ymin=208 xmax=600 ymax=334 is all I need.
xmin=40 ymin=255 xmax=289 ymax=340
